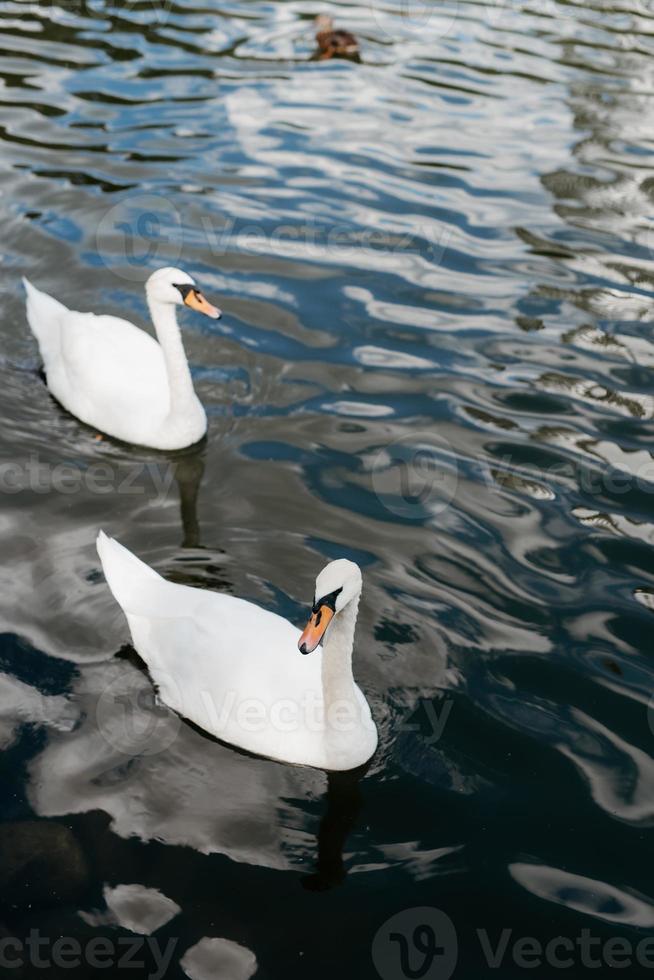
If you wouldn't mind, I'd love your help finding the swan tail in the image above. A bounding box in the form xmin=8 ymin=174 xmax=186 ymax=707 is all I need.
xmin=97 ymin=531 xmax=171 ymax=620
xmin=23 ymin=277 xmax=68 ymax=364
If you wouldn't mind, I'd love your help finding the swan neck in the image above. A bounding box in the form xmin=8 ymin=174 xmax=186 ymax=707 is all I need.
xmin=321 ymin=592 xmax=360 ymax=708
xmin=148 ymin=299 xmax=196 ymax=413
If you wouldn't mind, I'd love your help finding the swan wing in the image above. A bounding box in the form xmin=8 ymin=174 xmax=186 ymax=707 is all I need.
xmin=97 ymin=534 xmax=376 ymax=768
xmin=97 ymin=531 xmax=320 ymax=717
xmin=25 ymin=280 xmax=169 ymax=438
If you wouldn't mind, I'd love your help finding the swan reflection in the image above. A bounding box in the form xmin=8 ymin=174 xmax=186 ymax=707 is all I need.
xmin=28 ymin=656 xmax=366 ymax=887
xmin=167 ymin=442 xmax=206 ymax=548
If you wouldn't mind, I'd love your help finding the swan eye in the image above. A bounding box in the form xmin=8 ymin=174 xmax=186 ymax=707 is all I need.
xmin=173 ymin=283 xmax=195 ymax=299
xmin=311 ymin=586 xmax=343 ymax=615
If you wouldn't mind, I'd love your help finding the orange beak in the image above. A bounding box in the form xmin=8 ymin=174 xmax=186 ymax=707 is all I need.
xmin=298 ymin=605 xmax=334 ymax=654
xmin=184 ymin=288 xmax=221 ymax=320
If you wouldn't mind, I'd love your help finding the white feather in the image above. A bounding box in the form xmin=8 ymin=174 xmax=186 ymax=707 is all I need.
xmin=24 ymin=271 xmax=209 ymax=450
xmin=97 ymin=532 xmax=378 ymax=770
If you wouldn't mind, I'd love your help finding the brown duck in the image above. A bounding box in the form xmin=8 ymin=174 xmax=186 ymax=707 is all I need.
xmin=314 ymin=14 xmax=360 ymax=61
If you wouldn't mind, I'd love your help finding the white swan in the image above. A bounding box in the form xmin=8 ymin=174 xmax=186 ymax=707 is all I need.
xmin=97 ymin=532 xmax=378 ymax=771
xmin=24 ymin=268 xmax=221 ymax=450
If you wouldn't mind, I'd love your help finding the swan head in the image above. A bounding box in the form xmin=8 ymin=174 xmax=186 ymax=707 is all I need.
xmin=298 ymin=559 xmax=362 ymax=654
xmin=145 ymin=267 xmax=221 ymax=319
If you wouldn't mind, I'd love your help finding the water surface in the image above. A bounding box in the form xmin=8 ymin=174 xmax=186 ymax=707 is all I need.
xmin=1 ymin=0 xmax=654 ymax=976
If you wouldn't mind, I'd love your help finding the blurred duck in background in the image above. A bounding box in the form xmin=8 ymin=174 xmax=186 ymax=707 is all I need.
xmin=314 ymin=14 xmax=360 ymax=61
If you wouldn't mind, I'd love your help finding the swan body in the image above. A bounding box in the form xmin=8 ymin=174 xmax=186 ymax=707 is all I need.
xmin=24 ymin=268 xmax=221 ymax=450
xmin=97 ymin=532 xmax=378 ymax=771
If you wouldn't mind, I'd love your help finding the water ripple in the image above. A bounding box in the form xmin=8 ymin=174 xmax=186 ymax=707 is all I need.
xmin=1 ymin=0 xmax=654 ymax=971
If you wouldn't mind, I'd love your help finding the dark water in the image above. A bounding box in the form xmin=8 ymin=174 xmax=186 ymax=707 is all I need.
xmin=1 ymin=0 xmax=654 ymax=977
